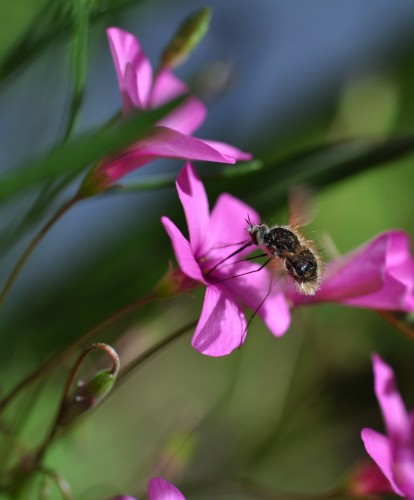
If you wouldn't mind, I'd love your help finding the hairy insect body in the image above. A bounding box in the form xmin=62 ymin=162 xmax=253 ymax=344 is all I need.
xmin=248 ymin=223 xmax=321 ymax=295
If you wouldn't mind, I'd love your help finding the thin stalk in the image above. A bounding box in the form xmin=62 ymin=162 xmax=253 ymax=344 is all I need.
xmin=377 ymin=310 xmax=414 ymax=342
xmin=0 ymin=195 xmax=80 ymax=306
xmin=0 ymin=293 xmax=156 ymax=412
xmin=39 ymin=468 xmax=72 ymax=500
xmin=118 ymin=319 xmax=197 ymax=384
xmin=35 ymin=343 xmax=118 ymax=465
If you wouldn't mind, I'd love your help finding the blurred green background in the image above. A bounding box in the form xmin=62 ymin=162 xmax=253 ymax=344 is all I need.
xmin=1 ymin=0 xmax=414 ymax=498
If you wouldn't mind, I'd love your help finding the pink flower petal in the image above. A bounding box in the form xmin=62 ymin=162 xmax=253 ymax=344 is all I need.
xmin=224 ymin=262 xmax=291 ymax=337
xmin=95 ymin=129 xmax=240 ymax=185
xmin=192 ymin=285 xmax=247 ymax=356
xmin=131 ymin=126 xmax=237 ymax=164
xmin=343 ymin=267 xmax=414 ymax=310
xmin=292 ymin=231 xmax=414 ymax=311
xmin=148 ymin=478 xmax=185 ymax=500
xmin=161 ymin=216 xmax=205 ymax=283
xmin=158 ymin=97 xmax=207 ymax=135
xmin=341 ymin=232 xmax=414 ymax=310
xmin=149 ymin=68 xmax=188 ymax=108
xmin=372 ymin=354 xmax=409 ymax=443
xmin=361 ymin=428 xmax=403 ymax=496
xmin=201 ymin=139 xmax=252 ymax=161
xmin=107 ymin=27 xmax=152 ymax=112
xmin=208 ymin=193 xmax=259 ymax=259
xmin=176 ymin=163 xmax=212 ymax=257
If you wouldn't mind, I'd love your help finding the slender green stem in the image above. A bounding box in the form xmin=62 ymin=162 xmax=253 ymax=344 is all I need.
xmin=0 ymin=195 xmax=80 ymax=307
xmin=35 ymin=322 xmax=195 ymax=467
xmin=0 ymin=293 xmax=156 ymax=412
xmin=35 ymin=343 xmax=118 ymax=465
xmin=39 ymin=468 xmax=72 ymax=500
xmin=118 ymin=319 xmax=197 ymax=384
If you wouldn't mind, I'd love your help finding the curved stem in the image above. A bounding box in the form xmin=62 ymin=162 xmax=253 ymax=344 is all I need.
xmin=35 ymin=343 xmax=119 ymax=465
xmin=0 ymin=293 xmax=156 ymax=412
xmin=39 ymin=468 xmax=72 ymax=500
xmin=0 ymin=195 xmax=80 ymax=306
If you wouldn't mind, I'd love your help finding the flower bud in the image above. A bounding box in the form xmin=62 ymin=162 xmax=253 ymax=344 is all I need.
xmin=58 ymin=369 xmax=117 ymax=427
xmin=161 ymin=7 xmax=212 ymax=69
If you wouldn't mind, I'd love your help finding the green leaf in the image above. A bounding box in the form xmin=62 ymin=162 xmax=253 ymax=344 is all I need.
xmin=0 ymin=97 xmax=185 ymax=202
xmin=0 ymin=0 xmax=142 ymax=81
xmin=61 ymin=0 xmax=91 ymax=142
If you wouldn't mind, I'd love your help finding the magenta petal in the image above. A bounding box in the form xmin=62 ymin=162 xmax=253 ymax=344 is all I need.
xmin=343 ymin=268 xmax=414 ymax=310
xmin=361 ymin=428 xmax=403 ymax=496
xmin=225 ymin=262 xmax=291 ymax=337
xmin=292 ymin=232 xmax=400 ymax=306
xmin=149 ymin=68 xmax=188 ymax=108
xmin=161 ymin=216 xmax=204 ymax=282
xmin=131 ymin=127 xmax=237 ymax=164
xmin=176 ymin=163 xmax=211 ymax=257
xmin=158 ymin=97 xmax=207 ymax=135
xmin=208 ymin=194 xmax=259 ymax=258
xmin=106 ymin=27 xmax=152 ymax=112
xmin=372 ymin=354 xmax=409 ymax=442
xmin=201 ymin=139 xmax=253 ymax=161
xmin=192 ymin=285 xmax=247 ymax=356
xmin=148 ymin=478 xmax=185 ymax=500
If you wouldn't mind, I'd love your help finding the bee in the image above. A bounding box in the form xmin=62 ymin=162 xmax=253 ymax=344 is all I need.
xmin=207 ymin=187 xmax=322 ymax=295
xmin=247 ymin=186 xmax=322 ymax=295
xmin=247 ymin=222 xmax=321 ymax=295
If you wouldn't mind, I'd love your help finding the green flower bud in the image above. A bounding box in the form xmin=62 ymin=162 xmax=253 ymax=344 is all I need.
xmin=58 ymin=369 xmax=116 ymax=427
xmin=161 ymin=7 xmax=212 ymax=69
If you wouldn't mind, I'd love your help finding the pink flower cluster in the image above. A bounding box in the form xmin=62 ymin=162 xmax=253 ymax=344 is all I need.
xmin=88 ymin=28 xmax=250 ymax=189
xmin=163 ymin=162 xmax=414 ymax=357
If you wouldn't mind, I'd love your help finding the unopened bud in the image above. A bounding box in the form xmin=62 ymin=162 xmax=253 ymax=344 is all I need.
xmin=58 ymin=368 xmax=117 ymax=427
xmin=161 ymin=7 xmax=212 ymax=69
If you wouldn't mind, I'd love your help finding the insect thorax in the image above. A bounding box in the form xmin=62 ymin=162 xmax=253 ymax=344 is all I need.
xmin=264 ymin=226 xmax=301 ymax=258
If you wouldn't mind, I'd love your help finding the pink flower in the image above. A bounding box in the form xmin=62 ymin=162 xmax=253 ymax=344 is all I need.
xmin=361 ymin=354 xmax=414 ymax=498
xmin=290 ymin=230 xmax=414 ymax=312
xmin=111 ymin=477 xmax=185 ymax=500
xmin=92 ymin=28 xmax=251 ymax=187
xmin=161 ymin=163 xmax=290 ymax=357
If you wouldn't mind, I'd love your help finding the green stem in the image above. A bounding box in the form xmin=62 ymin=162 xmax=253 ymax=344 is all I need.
xmin=0 ymin=195 xmax=80 ymax=307
xmin=39 ymin=468 xmax=72 ymax=500
xmin=35 ymin=343 xmax=118 ymax=465
xmin=0 ymin=293 xmax=156 ymax=412
xmin=35 ymin=322 xmax=195 ymax=467
xmin=118 ymin=319 xmax=197 ymax=384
